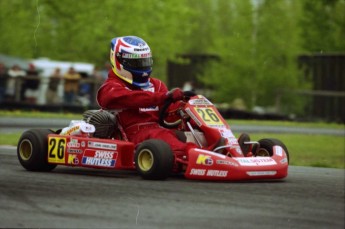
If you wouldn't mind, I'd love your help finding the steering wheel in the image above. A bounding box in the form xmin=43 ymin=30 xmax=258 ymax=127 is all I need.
xmin=159 ymin=91 xmax=196 ymax=129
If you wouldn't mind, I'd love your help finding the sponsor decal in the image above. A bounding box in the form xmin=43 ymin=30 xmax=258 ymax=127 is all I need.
xmin=190 ymin=169 xmax=206 ymax=176
xmin=206 ymin=170 xmax=228 ymax=177
xmin=189 ymin=168 xmax=228 ymax=177
xmin=134 ymin=47 xmax=150 ymax=52
xmin=67 ymin=149 xmax=83 ymax=154
xmin=274 ymin=146 xmax=284 ymax=157
xmin=228 ymin=137 xmax=239 ymax=145
xmin=188 ymin=98 xmax=212 ymax=106
xmin=88 ymin=141 xmax=117 ymax=150
xmin=196 ymin=154 xmax=213 ymax=166
xmin=246 ymin=171 xmax=277 ymax=176
xmin=216 ymin=160 xmax=239 ymax=167
xmin=219 ymin=129 xmax=234 ymax=138
xmin=83 ymin=149 xmax=117 ymax=159
xmin=280 ymin=158 xmax=288 ymax=164
xmin=82 ymin=157 xmax=115 ymax=167
xmin=82 ymin=124 xmax=95 ymax=133
xmin=82 ymin=149 xmax=117 ymax=168
xmin=208 ymin=124 xmax=226 ymax=128
xmin=68 ymin=154 xmax=79 ymax=165
xmin=122 ymin=53 xmax=151 ymax=58
xmin=64 ymin=125 xmax=80 ymax=135
xmin=67 ymin=138 xmax=80 ymax=148
xmin=94 ymin=150 xmax=115 ymax=159
xmin=186 ymin=108 xmax=202 ymax=127
xmin=140 ymin=53 xmax=151 ymax=58
xmin=139 ymin=106 xmax=159 ymax=112
xmin=234 ymin=157 xmax=277 ymax=166
xmin=81 ymin=141 xmax=86 ymax=147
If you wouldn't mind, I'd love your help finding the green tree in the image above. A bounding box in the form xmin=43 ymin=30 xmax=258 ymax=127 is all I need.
xmin=199 ymin=0 xmax=308 ymax=115
xmin=300 ymin=0 xmax=345 ymax=53
xmin=253 ymin=0 xmax=307 ymax=114
xmin=0 ymin=0 xmax=38 ymax=58
xmin=198 ymin=0 xmax=256 ymax=105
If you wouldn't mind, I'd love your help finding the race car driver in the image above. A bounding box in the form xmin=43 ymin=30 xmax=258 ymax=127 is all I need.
xmin=97 ymin=36 xmax=222 ymax=158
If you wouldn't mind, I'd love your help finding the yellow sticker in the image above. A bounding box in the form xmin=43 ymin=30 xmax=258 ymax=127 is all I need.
xmin=68 ymin=154 xmax=78 ymax=165
xmin=196 ymin=154 xmax=212 ymax=165
xmin=194 ymin=107 xmax=223 ymax=126
xmin=48 ymin=137 xmax=66 ymax=163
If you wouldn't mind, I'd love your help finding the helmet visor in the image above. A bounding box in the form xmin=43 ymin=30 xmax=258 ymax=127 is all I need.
xmin=122 ymin=57 xmax=153 ymax=69
xmin=118 ymin=53 xmax=153 ymax=69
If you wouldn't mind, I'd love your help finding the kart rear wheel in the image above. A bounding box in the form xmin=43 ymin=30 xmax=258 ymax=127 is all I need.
xmin=253 ymin=138 xmax=290 ymax=163
xmin=17 ymin=129 xmax=57 ymax=171
xmin=135 ymin=139 xmax=174 ymax=180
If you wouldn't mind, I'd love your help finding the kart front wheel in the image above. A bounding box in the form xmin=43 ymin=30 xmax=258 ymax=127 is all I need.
xmin=17 ymin=129 xmax=57 ymax=171
xmin=253 ymin=138 xmax=290 ymax=163
xmin=135 ymin=139 xmax=174 ymax=180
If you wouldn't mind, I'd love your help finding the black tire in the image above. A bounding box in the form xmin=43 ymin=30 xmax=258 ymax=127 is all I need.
xmin=17 ymin=129 xmax=57 ymax=171
xmin=252 ymin=138 xmax=290 ymax=163
xmin=135 ymin=139 xmax=174 ymax=180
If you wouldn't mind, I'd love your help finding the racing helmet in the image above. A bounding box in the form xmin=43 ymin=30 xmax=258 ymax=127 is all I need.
xmin=110 ymin=36 xmax=153 ymax=88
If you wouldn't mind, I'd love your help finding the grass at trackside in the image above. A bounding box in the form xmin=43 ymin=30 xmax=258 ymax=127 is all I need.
xmin=228 ymin=119 xmax=344 ymax=129
xmin=0 ymin=110 xmax=81 ymax=119
xmin=0 ymin=133 xmax=20 ymax=146
xmin=1 ymin=110 xmax=344 ymax=169
xmin=233 ymin=132 xmax=345 ymax=169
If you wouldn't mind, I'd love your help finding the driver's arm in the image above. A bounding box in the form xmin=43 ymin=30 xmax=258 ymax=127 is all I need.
xmin=97 ymin=80 xmax=177 ymax=110
xmin=97 ymin=84 xmax=165 ymax=109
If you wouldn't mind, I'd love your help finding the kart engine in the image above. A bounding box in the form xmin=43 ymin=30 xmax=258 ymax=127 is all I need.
xmin=82 ymin=110 xmax=117 ymax=139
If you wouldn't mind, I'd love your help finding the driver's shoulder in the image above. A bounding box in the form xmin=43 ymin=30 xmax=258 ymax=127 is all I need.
xmin=150 ymin=77 xmax=167 ymax=91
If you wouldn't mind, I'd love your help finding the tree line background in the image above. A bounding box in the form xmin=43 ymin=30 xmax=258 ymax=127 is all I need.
xmin=0 ymin=0 xmax=344 ymax=116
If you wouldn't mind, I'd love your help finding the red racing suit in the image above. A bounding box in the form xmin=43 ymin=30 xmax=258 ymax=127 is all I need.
xmin=97 ymin=70 xmax=194 ymax=156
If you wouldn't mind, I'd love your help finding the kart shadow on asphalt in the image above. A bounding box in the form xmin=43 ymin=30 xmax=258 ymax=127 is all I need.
xmin=48 ymin=167 xmax=288 ymax=183
xmin=51 ymin=167 xmax=138 ymax=179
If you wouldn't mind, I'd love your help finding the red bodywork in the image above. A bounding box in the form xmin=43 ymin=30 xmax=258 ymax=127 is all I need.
xmin=185 ymin=148 xmax=288 ymax=181
xmin=47 ymin=95 xmax=289 ymax=181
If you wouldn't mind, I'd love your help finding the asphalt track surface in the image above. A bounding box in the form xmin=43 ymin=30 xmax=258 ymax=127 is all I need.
xmin=0 ymin=146 xmax=344 ymax=229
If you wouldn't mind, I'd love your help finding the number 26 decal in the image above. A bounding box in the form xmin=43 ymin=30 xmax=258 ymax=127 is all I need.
xmin=48 ymin=137 xmax=66 ymax=163
xmin=195 ymin=108 xmax=222 ymax=125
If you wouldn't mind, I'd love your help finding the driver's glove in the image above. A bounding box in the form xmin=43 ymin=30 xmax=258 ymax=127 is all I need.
xmin=166 ymin=88 xmax=184 ymax=101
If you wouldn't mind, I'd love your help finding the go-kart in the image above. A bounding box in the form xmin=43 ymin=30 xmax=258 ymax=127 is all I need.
xmin=17 ymin=93 xmax=289 ymax=181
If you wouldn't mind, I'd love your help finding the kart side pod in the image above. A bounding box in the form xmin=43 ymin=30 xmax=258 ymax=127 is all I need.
xmin=184 ymin=147 xmax=288 ymax=181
